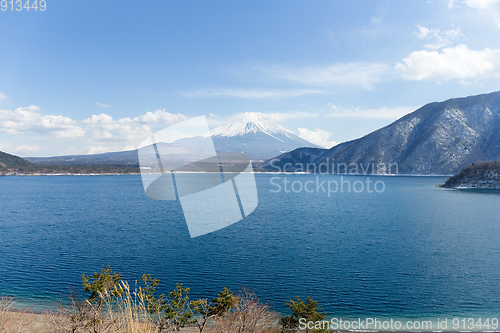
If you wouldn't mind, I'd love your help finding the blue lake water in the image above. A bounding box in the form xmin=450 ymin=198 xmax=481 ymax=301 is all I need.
xmin=1 ymin=174 xmax=500 ymax=320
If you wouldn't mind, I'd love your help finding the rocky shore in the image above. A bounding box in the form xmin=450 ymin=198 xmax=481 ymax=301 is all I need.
xmin=440 ymin=161 xmax=500 ymax=189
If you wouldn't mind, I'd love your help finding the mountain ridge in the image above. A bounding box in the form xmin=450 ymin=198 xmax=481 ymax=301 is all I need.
xmin=261 ymin=91 xmax=500 ymax=175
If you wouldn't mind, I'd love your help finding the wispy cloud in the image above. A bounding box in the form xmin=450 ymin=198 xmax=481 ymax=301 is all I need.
xmin=448 ymin=0 xmax=459 ymax=8
xmin=325 ymin=6 xmax=390 ymax=46
xmin=182 ymin=88 xmax=325 ymax=99
xmin=264 ymin=111 xmax=318 ymax=123
xmin=14 ymin=145 xmax=48 ymax=153
xmin=396 ymin=44 xmax=500 ymax=81
xmin=327 ymin=105 xmax=415 ymax=119
xmin=256 ymin=62 xmax=391 ymax=90
xmin=86 ymin=146 xmax=117 ymax=155
xmin=0 ymin=92 xmax=7 ymax=100
xmin=413 ymin=25 xmax=463 ymax=50
xmin=463 ymin=0 xmax=500 ymax=27
xmin=95 ymin=102 xmax=112 ymax=108
xmin=298 ymin=128 xmax=337 ymax=148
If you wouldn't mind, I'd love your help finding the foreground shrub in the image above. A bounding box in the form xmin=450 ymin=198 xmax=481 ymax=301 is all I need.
xmin=191 ymin=287 xmax=239 ymax=333
xmin=207 ymin=289 xmax=280 ymax=333
xmin=138 ymin=274 xmax=197 ymax=332
xmin=280 ymin=296 xmax=326 ymax=333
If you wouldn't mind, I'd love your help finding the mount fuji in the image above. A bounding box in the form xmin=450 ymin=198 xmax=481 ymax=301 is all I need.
xmin=175 ymin=112 xmax=319 ymax=161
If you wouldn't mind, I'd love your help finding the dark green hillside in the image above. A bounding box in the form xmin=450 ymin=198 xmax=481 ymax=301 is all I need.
xmin=0 ymin=150 xmax=34 ymax=168
xmin=1 ymin=150 xmax=139 ymax=175
xmin=440 ymin=161 xmax=500 ymax=189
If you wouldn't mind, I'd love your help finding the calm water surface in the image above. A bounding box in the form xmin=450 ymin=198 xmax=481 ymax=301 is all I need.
xmin=1 ymin=174 xmax=500 ymax=319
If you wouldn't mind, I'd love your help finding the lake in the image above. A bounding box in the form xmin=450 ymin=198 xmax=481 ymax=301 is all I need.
xmin=1 ymin=174 xmax=500 ymax=322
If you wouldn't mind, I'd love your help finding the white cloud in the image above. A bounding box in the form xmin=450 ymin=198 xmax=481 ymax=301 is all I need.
xmin=465 ymin=0 xmax=500 ymax=8
xmin=82 ymin=110 xmax=186 ymax=144
xmin=182 ymin=88 xmax=325 ymax=99
xmin=82 ymin=114 xmax=152 ymax=142
xmin=414 ymin=25 xmax=463 ymax=49
xmin=0 ymin=92 xmax=7 ymax=100
xmin=258 ymin=62 xmax=391 ymax=89
xmin=133 ymin=109 xmax=187 ymax=124
xmin=414 ymin=25 xmax=431 ymax=39
xmin=0 ymin=106 xmax=188 ymax=153
xmin=86 ymin=146 xmax=116 ymax=155
xmin=459 ymin=79 xmax=483 ymax=86
xmin=463 ymin=0 xmax=500 ymax=27
xmin=298 ymin=128 xmax=337 ymax=148
xmin=396 ymin=44 xmax=500 ymax=81
xmin=122 ymin=144 xmax=138 ymax=151
xmin=95 ymin=102 xmax=112 ymax=108
xmin=14 ymin=145 xmax=48 ymax=153
xmin=327 ymin=106 xmax=415 ymax=119
xmin=83 ymin=113 xmax=114 ymax=125
xmin=0 ymin=105 xmax=85 ymax=138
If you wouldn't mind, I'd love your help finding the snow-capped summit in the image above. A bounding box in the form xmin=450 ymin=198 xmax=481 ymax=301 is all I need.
xmin=209 ymin=112 xmax=294 ymax=140
xmin=173 ymin=112 xmax=318 ymax=161
xmin=204 ymin=112 xmax=319 ymax=161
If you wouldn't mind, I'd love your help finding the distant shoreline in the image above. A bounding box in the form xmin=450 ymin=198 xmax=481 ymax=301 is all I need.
xmin=1 ymin=172 xmax=451 ymax=177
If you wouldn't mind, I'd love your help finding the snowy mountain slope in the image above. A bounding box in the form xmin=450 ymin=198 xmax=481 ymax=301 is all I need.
xmin=176 ymin=112 xmax=319 ymax=161
xmin=209 ymin=112 xmax=295 ymax=140
xmin=261 ymin=91 xmax=500 ymax=175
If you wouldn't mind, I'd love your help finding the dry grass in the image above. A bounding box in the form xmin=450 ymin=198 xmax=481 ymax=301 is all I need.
xmin=42 ymin=282 xmax=201 ymax=333
xmin=44 ymin=282 xmax=158 ymax=333
xmin=1 ymin=287 xmax=282 ymax=333
xmin=0 ymin=296 xmax=37 ymax=333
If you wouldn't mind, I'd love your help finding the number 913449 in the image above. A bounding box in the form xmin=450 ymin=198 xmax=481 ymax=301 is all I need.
xmin=1 ymin=0 xmax=46 ymax=11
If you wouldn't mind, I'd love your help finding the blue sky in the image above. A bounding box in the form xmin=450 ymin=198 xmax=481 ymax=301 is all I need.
xmin=1 ymin=0 xmax=500 ymax=156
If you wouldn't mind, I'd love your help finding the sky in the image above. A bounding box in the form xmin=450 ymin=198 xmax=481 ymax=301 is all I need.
xmin=1 ymin=0 xmax=500 ymax=157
